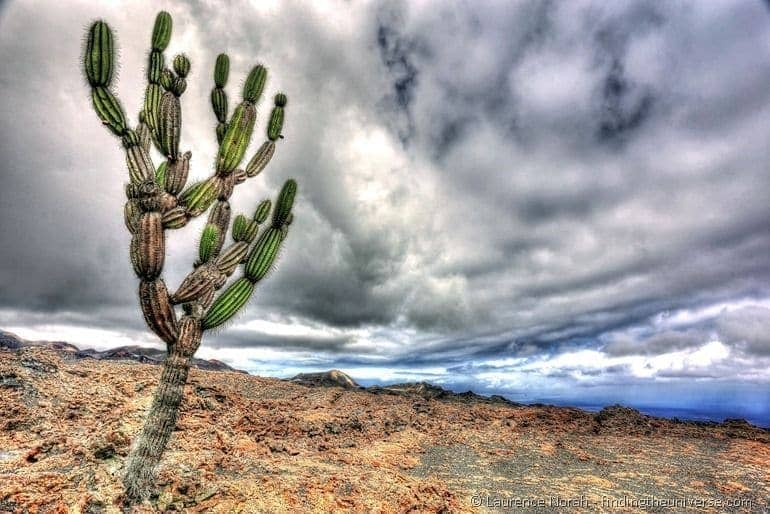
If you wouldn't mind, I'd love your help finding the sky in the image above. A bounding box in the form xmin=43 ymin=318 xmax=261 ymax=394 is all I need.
xmin=1 ymin=0 xmax=770 ymax=425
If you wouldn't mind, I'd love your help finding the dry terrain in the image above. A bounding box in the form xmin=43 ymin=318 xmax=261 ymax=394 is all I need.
xmin=1 ymin=344 xmax=769 ymax=513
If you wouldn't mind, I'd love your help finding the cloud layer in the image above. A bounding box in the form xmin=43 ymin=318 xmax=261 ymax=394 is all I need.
xmin=1 ymin=1 xmax=770 ymax=420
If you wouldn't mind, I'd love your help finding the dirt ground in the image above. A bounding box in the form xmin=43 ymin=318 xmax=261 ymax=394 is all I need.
xmin=1 ymin=346 xmax=768 ymax=513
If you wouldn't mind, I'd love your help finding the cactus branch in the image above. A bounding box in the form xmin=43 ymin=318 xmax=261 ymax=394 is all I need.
xmin=211 ymin=53 xmax=230 ymax=144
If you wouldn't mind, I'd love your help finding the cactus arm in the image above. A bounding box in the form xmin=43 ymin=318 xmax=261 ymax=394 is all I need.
xmin=84 ymin=18 xmax=178 ymax=349
xmin=214 ymin=64 xmax=268 ymax=175
xmin=83 ymin=21 xmax=127 ymax=138
xmin=171 ymin=82 xmax=287 ymax=229
xmin=170 ymin=196 xmax=268 ymax=306
xmin=211 ymin=53 xmax=230 ymax=144
xmin=141 ymin=13 xmax=194 ymax=217
xmin=202 ymin=180 xmax=296 ymax=330
xmin=243 ymin=93 xmax=287 ymax=179
xmin=267 ymin=93 xmax=287 ymax=141
xmin=141 ymin=11 xmax=172 ymax=152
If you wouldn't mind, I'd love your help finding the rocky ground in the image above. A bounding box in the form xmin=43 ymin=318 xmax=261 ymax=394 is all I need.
xmin=1 ymin=343 xmax=769 ymax=513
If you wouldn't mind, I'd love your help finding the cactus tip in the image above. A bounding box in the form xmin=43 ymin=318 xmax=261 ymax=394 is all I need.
xmin=151 ymin=11 xmax=173 ymax=51
xmin=243 ymin=64 xmax=267 ymax=103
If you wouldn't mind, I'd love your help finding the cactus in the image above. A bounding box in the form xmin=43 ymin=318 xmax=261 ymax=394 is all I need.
xmin=81 ymin=12 xmax=297 ymax=505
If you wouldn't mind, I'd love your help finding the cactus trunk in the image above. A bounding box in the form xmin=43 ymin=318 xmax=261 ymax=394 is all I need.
xmin=123 ymin=317 xmax=201 ymax=502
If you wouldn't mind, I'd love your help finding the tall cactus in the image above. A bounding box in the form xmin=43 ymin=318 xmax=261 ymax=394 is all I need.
xmin=81 ymin=12 xmax=297 ymax=504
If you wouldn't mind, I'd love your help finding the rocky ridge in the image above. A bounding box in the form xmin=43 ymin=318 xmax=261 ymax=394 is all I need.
xmin=0 ymin=330 xmax=245 ymax=373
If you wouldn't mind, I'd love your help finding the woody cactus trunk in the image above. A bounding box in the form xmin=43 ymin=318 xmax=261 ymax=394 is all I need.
xmin=82 ymin=12 xmax=296 ymax=503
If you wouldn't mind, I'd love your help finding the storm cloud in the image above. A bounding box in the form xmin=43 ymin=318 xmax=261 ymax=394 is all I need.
xmin=2 ymin=1 xmax=770 ymax=421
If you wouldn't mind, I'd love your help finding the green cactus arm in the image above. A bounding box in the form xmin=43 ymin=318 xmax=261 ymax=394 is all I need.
xmin=173 ymin=54 xmax=190 ymax=78
xmin=214 ymin=64 xmax=271 ymax=175
xmin=242 ymin=93 xmax=287 ymax=179
xmin=253 ymin=199 xmax=272 ymax=224
xmin=243 ymin=65 xmax=267 ymax=103
xmin=272 ymin=179 xmax=296 ymax=227
xmin=168 ymin=82 xmax=284 ymax=227
xmin=231 ymin=214 xmax=249 ymax=242
xmin=141 ymin=11 xmax=174 ymax=154
xmin=202 ymin=183 xmax=296 ymax=331
xmin=211 ymin=53 xmax=230 ymax=144
xmin=267 ymin=93 xmax=287 ymax=141
xmin=201 ymin=277 xmax=254 ymax=329
xmin=171 ymin=193 xmax=272 ymax=306
xmin=198 ymin=224 xmax=220 ymax=264
xmin=84 ymin=21 xmax=128 ymax=137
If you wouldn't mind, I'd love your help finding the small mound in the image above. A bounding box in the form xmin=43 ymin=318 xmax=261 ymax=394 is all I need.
xmin=290 ymin=369 xmax=359 ymax=389
xmin=594 ymin=404 xmax=654 ymax=434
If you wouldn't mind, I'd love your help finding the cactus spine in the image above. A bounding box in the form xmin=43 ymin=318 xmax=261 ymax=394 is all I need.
xmin=81 ymin=11 xmax=296 ymax=505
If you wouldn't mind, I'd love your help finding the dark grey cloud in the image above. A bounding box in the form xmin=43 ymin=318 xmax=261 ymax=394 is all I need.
xmin=208 ymin=329 xmax=354 ymax=354
xmin=1 ymin=0 xmax=770 ymax=399
xmin=716 ymin=306 xmax=770 ymax=356
xmin=603 ymin=330 xmax=703 ymax=357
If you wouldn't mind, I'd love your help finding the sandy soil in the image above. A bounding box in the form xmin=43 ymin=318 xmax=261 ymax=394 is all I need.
xmin=1 ymin=346 xmax=768 ymax=513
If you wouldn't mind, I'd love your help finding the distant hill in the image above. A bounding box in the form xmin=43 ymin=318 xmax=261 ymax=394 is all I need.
xmin=290 ymin=369 xmax=360 ymax=389
xmin=0 ymin=329 xmax=245 ymax=373
xmin=367 ymin=381 xmax=519 ymax=406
